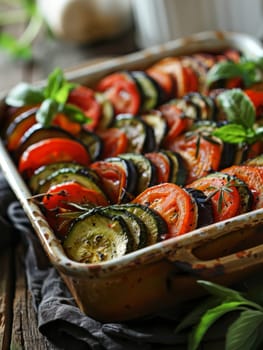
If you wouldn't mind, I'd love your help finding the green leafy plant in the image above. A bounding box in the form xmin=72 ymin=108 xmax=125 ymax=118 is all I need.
xmin=175 ymin=279 xmax=263 ymax=350
xmin=5 ymin=67 xmax=90 ymax=126
xmin=206 ymin=57 xmax=263 ymax=88
xmin=0 ymin=0 xmax=45 ymax=60
xmin=212 ymin=89 xmax=263 ymax=144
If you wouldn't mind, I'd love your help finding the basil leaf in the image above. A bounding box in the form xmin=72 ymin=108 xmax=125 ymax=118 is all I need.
xmin=197 ymin=280 xmax=248 ymax=302
xmin=175 ymin=296 xmax=222 ymax=333
xmin=206 ymin=61 xmax=243 ymax=86
xmin=188 ymin=301 xmax=245 ymax=350
xmin=213 ymin=124 xmax=248 ymax=144
xmin=44 ymin=68 xmax=65 ymax=99
xmin=36 ymin=98 xmax=59 ymax=127
xmin=226 ymin=310 xmax=263 ymax=350
xmin=55 ymin=83 xmax=76 ymax=104
xmin=0 ymin=33 xmax=32 ymax=60
xmin=61 ymin=103 xmax=90 ymax=125
xmin=5 ymin=82 xmax=44 ymax=107
xmin=217 ymin=89 xmax=255 ymax=128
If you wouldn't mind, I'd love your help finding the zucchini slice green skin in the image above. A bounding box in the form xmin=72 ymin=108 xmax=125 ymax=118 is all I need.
xmin=36 ymin=167 xmax=103 ymax=195
xmin=29 ymin=162 xmax=87 ymax=194
xmin=117 ymin=203 xmax=168 ymax=246
xmin=63 ymin=210 xmax=134 ymax=263
xmin=100 ymin=205 xmax=148 ymax=250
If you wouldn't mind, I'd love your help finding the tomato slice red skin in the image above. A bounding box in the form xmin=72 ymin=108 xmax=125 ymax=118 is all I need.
xmin=42 ymin=181 xmax=108 ymax=236
xmin=18 ymin=137 xmax=91 ymax=177
xmin=132 ymin=182 xmax=198 ymax=238
xmin=67 ymin=86 xmax=101 ymax=131
xmin=187 ymin=174 xmax=241 ymax=223
xmin=96 ymin=127 xmax=128 ymax=159
xmin=96 ymin=72 xmax=141 ymax=115
xmin=90 ymin=161 xmax=127 ymax=203
xmin=168 ymin=133 xmax=223 ymax=184
xmin=144 ymin=152 xmax=170 ymax=184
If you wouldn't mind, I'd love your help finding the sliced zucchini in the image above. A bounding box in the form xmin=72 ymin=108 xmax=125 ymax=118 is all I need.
xmin=95 ymin=92 xmax=115 ymax=130
xmin=119 ymin=153 xmax=157 ymax=195
xmin=78 ymin=129 xmax=102 ymax=161
xmin=113 ymin=114 xmax=156 ymax=154
xmin=168 ymin=98 xmax=199 ymax=121
xmin=36 ymin=167 xmax=103 ymax=195
xmin=141 ymin=110 xmax=168 ymax=148
xmin=28 ymin=162 xmax=87 ymax=194
xmin=100 ymin=205 xmax=148 ymax=250
xmin=105 ymin=156 xmax=138 ymax=201
xmin=246 ymin=154 xmax=263 ymax=166
xmin=131 ymin=71 xmax=162 ymax=112
xmin=160 ymin=150 xmax=187 ymax=186
xmin=117 ymin=203 xmax=167 ymax=246
xmin=63 ymin=210 xmax=134 ymax=263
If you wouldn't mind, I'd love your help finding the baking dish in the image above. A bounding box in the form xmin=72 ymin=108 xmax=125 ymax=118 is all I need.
xmin=1 ymin=30 xmax=263 ymax=322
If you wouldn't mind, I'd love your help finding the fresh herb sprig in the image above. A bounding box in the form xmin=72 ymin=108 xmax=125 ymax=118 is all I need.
xmin=5 ymin=67 xmax=90 ymax=127
xmin=175 ymin=280 xmax=263 ymax=350
xmin=0 ymin=0 xmax=44 ymax=60
xmin=206 ymin=57 xmax=263 ymax=88
xmin=212 ymin=89 xmax=263 ymax=144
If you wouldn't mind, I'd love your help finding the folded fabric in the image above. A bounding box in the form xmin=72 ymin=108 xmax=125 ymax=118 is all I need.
xmin=1 ymin=173 xmax=227 ymax=350
xmin=7 ymin=200 xmax=191 ymax=350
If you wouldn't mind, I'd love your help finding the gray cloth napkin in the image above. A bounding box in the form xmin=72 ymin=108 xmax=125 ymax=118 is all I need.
xmin=0 ymin=172 xmax=191 ymax=350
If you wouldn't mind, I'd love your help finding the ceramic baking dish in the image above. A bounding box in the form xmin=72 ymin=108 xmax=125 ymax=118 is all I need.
xmin=1 ymin=31 xmax=263 ymax=322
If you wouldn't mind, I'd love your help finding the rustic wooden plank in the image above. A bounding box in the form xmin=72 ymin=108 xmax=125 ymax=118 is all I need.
xmin=10 ymin=243 xmax=57 ymax=350
xmin=0 ymin=247 xmax=14 ymax=350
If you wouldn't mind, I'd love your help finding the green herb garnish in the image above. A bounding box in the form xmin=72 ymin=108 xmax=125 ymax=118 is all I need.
xmin=175 ymin=280 xmax=263 ymax=350
xmin=212 ymin=89 xmax=263 ymax=145
xmin=5 ymin=67 xmax=90 ymax=127
xmin=206 ymin=57 xmax=263 ymax=88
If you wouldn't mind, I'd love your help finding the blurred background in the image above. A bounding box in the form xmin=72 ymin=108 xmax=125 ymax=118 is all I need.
xmin=0 ymin=0 xmax=263 ymax=92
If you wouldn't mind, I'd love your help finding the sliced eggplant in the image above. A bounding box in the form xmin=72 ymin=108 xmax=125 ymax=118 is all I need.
xmin=105 ymin=156 xmax=138 ymax=201
xmin=119 ymin=153 xmax=157 ymax=195
xmin=78 ymin=129 xmax=102 ymax=161
xmin=63 ymin=209 xmax=134 ymax=263
xmin=184 ymin=92 xmax=214 ymax=121
xmin=141 ymin=110 xmax=168 ymax=148
xmin=113 ymin=114 xmax=156 ymax=153
xmin=185 ymin=188 xmax=214 ymax=228
xmin=15 ymin=123 xmax=76 ymax=161
xmin=160 ymin=150 xmax=188 ymax=186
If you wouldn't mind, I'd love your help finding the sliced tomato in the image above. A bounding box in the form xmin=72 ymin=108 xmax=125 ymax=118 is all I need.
xmin=18 ymin=137 xmax=90 ymax=177
xmin=184 ymin=66 xmax=199 ymax=93
xmin=96 ymin=72 xmax=141 ymax=115
xmin=132 ymin=182 xmax=198 ymax=238
xmin=90 ymin=160 xmax=127 ymax=203
xmin=144 ymin=152 xmax=170 ymax=184
xmin=146 ymin=68 xmax=174 ymax=99
xmin=52 ymin=113 xmax=81 ymax=135
xmin=42 ymin=181 xmax=108 ymax=237
xmin=187 ymin=174 xmax=242 ymax=222
xmin=96 ymin=127 xmax=128 ymax=159
xmin=159 ymin=103 xmax=190 ymax=148
xmin=168 ymin=132 xmax=223 ymax=184
xmin=67 ymin=85 xmax=101 ymax=131
xmin=244 ymin=90 xmax=263 ymax=117
xmin=222 ymin=165 xmax=263 ymax=209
